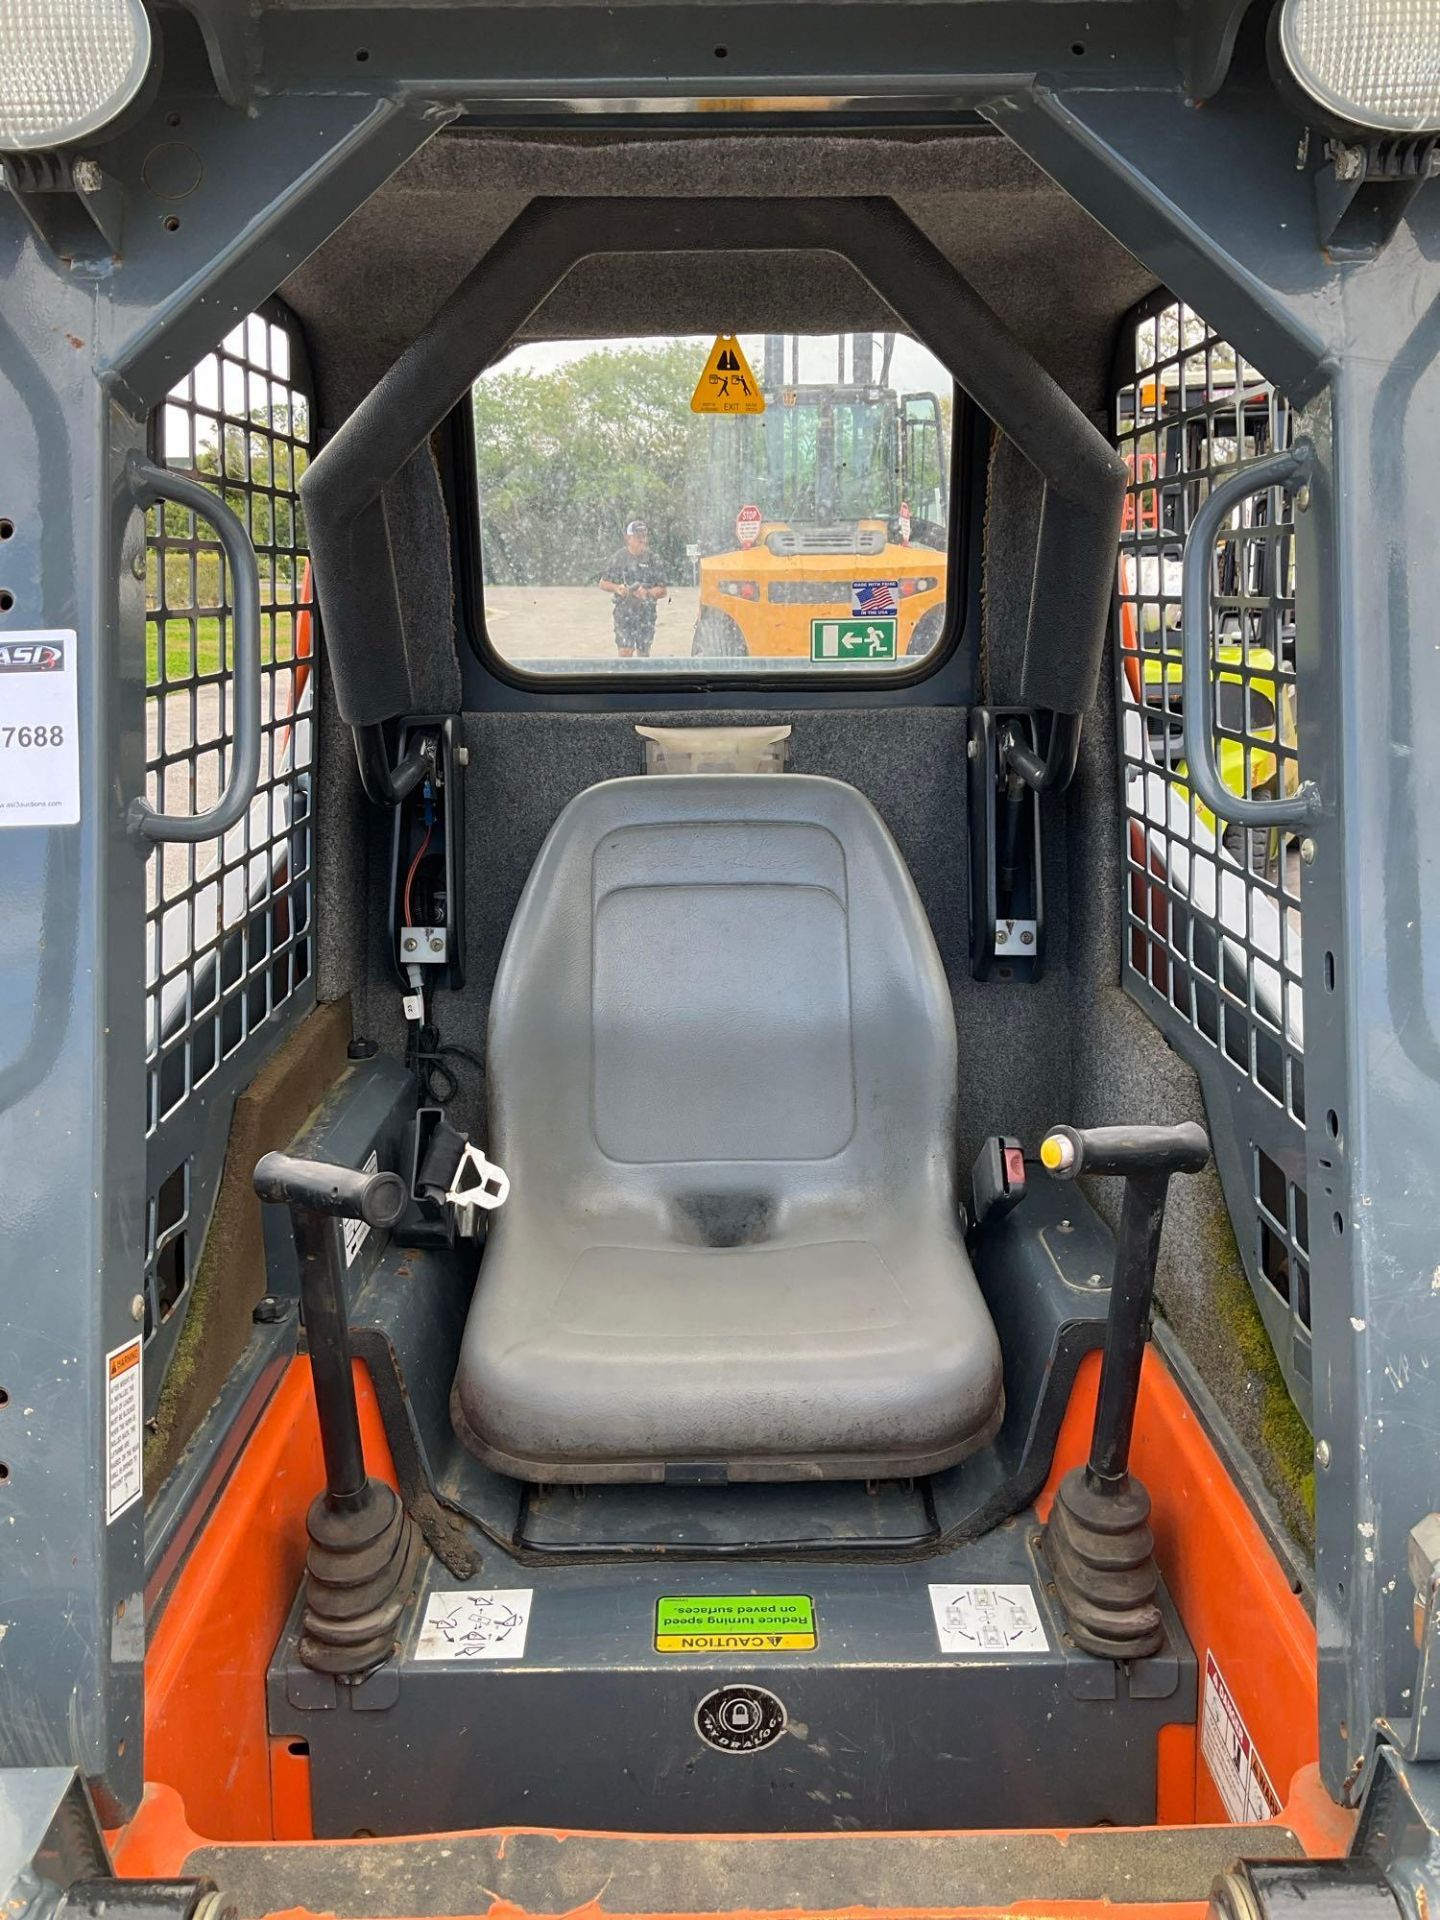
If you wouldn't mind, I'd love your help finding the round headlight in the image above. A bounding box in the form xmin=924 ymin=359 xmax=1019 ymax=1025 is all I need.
xmin=1277 ymin=0 xmax=1440 ymax=135
xmin=0 ymin=0 xmax=153 ymax=153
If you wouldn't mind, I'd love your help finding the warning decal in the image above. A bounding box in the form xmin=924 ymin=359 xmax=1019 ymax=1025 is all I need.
xmin=691 ymin=336 xmax=765 ymax=416
xmin=344 ymin=1150 xmax=379 ymax=1267
xmin=105 ymin=1336 xmax=143 ymax=1524
xmin=656 ymin=1594 xmax=816 ymax=1653
xmin=1201 ymin=1650 xmax=1282 ymax=1821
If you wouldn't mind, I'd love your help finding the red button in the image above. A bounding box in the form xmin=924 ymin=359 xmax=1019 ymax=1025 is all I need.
xmin=1003 ymin=1147 xmax=1026 ymax=1188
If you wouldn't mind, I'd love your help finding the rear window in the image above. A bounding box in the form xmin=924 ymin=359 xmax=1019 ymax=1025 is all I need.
xmin=470 ymin=331 xmax=954 ymax=678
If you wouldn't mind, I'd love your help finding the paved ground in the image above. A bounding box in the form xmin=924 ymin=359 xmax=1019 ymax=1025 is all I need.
xmin=486 ymin=584 xmax=701 ymax=663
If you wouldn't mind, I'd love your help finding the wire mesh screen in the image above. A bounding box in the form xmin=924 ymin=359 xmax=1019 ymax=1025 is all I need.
xmin=141 ymin=301 xmax=316 ymax=1364
xmin=1114 ymin=295 xmax=1312 ymax=1409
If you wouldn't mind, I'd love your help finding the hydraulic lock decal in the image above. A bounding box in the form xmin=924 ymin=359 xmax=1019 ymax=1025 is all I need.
xmin=694 ymin=1683 xmax=788 ymax=1754
xmin=656 ymin=1594 xmax=817 ymax=1653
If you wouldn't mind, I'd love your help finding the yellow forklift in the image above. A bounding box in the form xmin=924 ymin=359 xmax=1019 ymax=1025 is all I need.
xmin=691 ymin=332 xmax=949 ymax=661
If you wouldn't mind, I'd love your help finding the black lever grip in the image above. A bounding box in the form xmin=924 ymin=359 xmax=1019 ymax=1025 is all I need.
xmin=253 ymin=1150 xmax=407 ymax=1228
xmin=1039 ymin=1122 xmax=1210 ymax=1181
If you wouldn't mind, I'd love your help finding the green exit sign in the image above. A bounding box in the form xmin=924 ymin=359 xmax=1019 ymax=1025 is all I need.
xmin=811 ymin=617 xmax=897 ymax=662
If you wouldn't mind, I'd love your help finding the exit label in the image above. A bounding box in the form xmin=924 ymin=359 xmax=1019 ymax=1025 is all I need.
xmin=655 ymin=1594 xmax=817 ymax=1653
xmin=811 ymin=617 xmax=897 ymax=663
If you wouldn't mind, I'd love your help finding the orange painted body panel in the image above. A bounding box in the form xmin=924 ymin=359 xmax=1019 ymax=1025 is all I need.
xmin=1038 ymin=1350 xmax=1318 ymax=1825
xmin=121 ymin=1342 xmax=1348 ymax=1917
xmin=143 ymin=1361 xmax=395 ymax=1843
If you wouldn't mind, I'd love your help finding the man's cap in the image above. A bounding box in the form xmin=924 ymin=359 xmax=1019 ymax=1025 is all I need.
xmin=625 ymin=519 xmax=647 ymax=537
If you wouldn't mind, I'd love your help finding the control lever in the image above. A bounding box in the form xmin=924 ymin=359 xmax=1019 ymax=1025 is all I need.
xmin=1037 ymin=1121 xmax=1210 ymax=1660
xmin=253 ymin=1150 xmax=424 ymax=1680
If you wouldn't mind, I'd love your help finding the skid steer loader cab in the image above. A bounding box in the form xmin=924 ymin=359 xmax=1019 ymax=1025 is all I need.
xmin=3 ymin=8 xmax=1440 ymax=1920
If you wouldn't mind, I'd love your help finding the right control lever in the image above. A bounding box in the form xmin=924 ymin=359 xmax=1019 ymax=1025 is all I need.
xmin=1037 ymin=1121 xmax=1210 ymax=1660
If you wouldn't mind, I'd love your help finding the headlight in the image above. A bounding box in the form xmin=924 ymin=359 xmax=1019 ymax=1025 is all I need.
xmin=0 ymin=0 xmax=153 ymax=153
xmin=1276 ymin=0 xmax=1440 ymax=134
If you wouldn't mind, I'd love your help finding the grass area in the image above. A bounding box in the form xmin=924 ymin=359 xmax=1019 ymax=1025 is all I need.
xmin=147 ymin=616 xmax=223 ymax=684
xmin=146 ymin=615 xmax=302 ymax=685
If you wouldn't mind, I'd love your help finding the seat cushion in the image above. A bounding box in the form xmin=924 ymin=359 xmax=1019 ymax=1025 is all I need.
xmin=453 ymin=773 xmax=1003 ymax=1483
xmin=455 ymin=1233 xmax=1002 ymax=1481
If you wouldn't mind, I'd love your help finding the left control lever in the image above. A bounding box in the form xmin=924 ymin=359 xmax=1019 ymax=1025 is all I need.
xmin=253 ymin=1150 xmax=424 ymax=1680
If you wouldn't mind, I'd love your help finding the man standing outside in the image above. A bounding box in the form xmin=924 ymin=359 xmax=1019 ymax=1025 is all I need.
xmin=599 ymin=519 xmax=669 ymax=658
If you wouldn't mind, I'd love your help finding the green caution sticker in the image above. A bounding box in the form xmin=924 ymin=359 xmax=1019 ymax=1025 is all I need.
xmin=655 ymin=1594 xmax=817 ymax=1653
xmin=810 ymin=617 xmax=897 ymax=663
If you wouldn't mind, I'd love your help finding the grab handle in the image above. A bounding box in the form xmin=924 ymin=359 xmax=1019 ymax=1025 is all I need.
xmin=1181 ymin=442 xmax=1321 ymax=830
xmin=126 ymin=455 xmax=262 ymax=845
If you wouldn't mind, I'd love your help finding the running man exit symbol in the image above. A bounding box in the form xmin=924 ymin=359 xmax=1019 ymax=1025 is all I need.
xmin=811 ymin=617 xmax=898 ymax=662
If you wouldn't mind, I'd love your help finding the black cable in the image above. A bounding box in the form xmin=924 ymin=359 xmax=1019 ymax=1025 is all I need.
xmin=405 ymin=999 xmax=485 ymax=1110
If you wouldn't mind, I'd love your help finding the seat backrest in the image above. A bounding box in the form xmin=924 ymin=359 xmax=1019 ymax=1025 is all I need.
xmin=487 ymin=774 xmax=959 ymax=1245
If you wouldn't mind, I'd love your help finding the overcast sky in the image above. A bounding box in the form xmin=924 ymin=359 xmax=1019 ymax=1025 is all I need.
xmin=486 ymin=332 xmax=949 ymax=394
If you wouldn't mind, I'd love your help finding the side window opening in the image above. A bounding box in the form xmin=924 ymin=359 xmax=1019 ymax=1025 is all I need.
xmin=1114 ymin=295 xmax=1311 ymax=1422
xmin=470 ymin=330 xmax=956 ymax=678
xmin=141 ymin=301 xmax=317 ymax=1412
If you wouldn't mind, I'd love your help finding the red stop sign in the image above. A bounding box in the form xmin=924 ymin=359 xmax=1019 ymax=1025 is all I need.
xmin=735 ymin=504 xmax=762 ymax=548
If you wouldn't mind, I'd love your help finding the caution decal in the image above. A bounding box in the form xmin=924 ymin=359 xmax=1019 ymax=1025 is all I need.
xmin=690 ymin=335 xmax=765 ymax=416
xmin=656 ymin=1593 xmax=816 ymax=1653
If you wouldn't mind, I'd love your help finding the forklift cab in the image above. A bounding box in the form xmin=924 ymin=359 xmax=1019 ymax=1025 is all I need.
xmin=4 ymin=7 xmax=1440 ymax=1920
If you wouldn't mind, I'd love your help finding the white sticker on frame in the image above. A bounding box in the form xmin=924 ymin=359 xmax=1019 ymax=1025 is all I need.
xmin=0 ymin=631 xmax=80 ymax=828
xmin=928 ymin=1583 xmax=1050 ymax=1655
xmin=414 ymin=1588 xmax=534 ymax=1661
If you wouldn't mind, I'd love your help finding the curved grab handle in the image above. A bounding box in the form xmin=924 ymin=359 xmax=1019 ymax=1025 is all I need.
xmin=126 ymin=455 xmax=262 ymax=844
xmin=1181 ymin=441 xmax=1321 ymax=831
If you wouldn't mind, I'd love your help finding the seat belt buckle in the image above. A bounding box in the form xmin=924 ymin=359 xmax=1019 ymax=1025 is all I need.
xmin=970 ymin=1135 xmax=1027 ymax=1232
xmin=446 ymin=1141 xmax=511 ymax=1238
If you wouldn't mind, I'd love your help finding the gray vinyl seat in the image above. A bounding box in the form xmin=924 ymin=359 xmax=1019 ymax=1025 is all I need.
xmin=452 ymin=774 xmax=1004 ymax=1483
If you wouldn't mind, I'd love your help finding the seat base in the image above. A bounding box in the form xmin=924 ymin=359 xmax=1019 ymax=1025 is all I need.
xmin=450 ymin=1381 xmax=1005 ymax=1486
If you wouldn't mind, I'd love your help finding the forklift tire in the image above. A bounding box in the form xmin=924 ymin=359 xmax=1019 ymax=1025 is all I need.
xmin=692 ymin=609 xmax=749 ymax=657
xmin=906 ymin=606 xmax=946 ymax=656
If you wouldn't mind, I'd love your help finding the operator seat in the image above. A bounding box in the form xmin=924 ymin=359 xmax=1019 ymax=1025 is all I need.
xmin=452 ymin=774 xmax=1003 ymax=1483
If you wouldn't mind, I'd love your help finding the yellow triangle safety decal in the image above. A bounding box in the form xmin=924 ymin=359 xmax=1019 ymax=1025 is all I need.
xmin=690 ymin=334 xmax=765 ymax=415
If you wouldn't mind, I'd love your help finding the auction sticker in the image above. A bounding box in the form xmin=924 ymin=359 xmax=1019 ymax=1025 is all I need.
xmin=1201 ymin=1651 xmax=1281 ymax=1821
xmin=656 ymin=1594 xmax=816 ymax=1653
xmin=105 ymin=1336 xmax=143 ymax=1524
xmin=0 ymin=631 xmax=80 ymax=827
xmin=695 ymin=1683 xmax=788 ymax=1754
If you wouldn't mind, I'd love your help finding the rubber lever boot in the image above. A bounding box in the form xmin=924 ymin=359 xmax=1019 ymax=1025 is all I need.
xmin=1036 ymin=1122 xmax=1210 ymax=1661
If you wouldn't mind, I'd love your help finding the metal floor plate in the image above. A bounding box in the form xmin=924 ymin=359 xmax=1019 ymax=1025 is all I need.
xmin=189 ymin=1821 xmax=1300 ymax=1918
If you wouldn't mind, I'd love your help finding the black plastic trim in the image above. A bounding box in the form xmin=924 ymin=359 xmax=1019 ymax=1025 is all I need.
xmin=301 ymin=197 xmax=1126 ymax=729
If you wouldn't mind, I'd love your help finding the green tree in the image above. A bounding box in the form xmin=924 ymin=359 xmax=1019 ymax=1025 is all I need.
xmin=472 ymin=342 xmax=704 ymax=585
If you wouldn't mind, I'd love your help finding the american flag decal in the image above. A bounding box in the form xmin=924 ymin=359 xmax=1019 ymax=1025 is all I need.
xmin=852 ymin=579 xmax=898 ymax=615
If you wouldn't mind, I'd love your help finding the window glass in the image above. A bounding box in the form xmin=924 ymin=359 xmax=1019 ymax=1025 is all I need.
xmin=472 ymin=332 xmax=954 ymax=676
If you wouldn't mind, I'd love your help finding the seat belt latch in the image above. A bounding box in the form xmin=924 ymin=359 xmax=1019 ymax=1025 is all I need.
xmin=446 ymin=1141 xmax=510 ymax=1237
